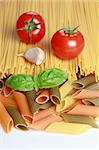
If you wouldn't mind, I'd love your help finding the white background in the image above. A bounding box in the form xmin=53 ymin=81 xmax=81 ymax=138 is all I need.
xmin=0 ymin=125 xmax=99 ymax=150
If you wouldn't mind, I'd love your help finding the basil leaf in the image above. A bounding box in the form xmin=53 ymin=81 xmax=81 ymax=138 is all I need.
xmin=37 ymin=68 xmax=68 ymax=89
xmin=5 ymin=74 xmax=34 ymax=91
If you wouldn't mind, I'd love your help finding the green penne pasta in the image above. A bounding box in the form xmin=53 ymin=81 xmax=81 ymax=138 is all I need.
xmin=85 ymin=82 xmax=99 ymax=90
xmin=25 ymin=90 xmax=40 ymax=114
xmin=6 ymin=106 xmax=28 ymax=131
xmin=50 ymin=87 xmax=61 ymax=104
xmin=72 ymin=74 xmax=96 ymax=89
xmin=82 ymin=98 xmax=99 ymax=106
xmin=61 ymin=114 xmax=99 ymax=128
xmin=39 ymin=101 xmax=54 ymax=110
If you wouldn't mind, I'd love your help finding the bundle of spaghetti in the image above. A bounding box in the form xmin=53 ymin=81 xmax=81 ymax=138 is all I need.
xmin=0 ymin=0 xmax=98 ymax=79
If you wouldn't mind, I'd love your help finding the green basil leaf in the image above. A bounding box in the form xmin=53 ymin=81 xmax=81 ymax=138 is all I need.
xmin=37 ymin=68 xmax=68 ymax=89
xmin=5 ymin=74 xmax=34 ymax=91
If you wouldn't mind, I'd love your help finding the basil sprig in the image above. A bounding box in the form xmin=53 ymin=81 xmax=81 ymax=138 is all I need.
xmin=5 ymin=68 xmax=68 ymax=91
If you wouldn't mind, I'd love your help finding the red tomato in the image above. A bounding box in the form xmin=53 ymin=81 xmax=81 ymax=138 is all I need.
xmin=51 ymin=28 xmax=85 ymax=59
xmin=16 ymin=12 xmax=45 ymax=44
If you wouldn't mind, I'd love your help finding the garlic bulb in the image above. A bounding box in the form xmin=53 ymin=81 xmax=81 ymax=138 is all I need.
xmin=17 ymin=47 xmax=45 ymax=65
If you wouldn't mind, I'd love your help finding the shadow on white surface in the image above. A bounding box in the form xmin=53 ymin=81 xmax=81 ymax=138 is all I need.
xmin=0 ymin=124 xmax=99 ymax=149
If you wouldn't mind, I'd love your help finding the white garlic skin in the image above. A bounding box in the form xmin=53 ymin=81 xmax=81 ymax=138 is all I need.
xmin=24 ymin=47 xmax=45 ymax=65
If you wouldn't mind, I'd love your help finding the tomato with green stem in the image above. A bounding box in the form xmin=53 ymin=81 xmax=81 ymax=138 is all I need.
xmin=51 ymin=26 xmax=85 ymax=60
xmin=16 ymin=11 xmax=45 ymax=44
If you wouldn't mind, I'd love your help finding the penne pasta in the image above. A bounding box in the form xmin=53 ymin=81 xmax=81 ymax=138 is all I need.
xmin=0 ymin=102 xmax=14 ymax=133
xmin=85 ymin=82 xmax=99 ymax=90
xmin=0 ymin=0 xmax=99 ymax=135
xmin=25 ymin=90 xmax=40 ymax=115
xmin=39 ymin=101 xmax=54 ymax=110
xmin=35 ymin=89 xmax=50 ymax=104
xmin=13 ymin=91 xmax=33 ymax=123
xmin=46 ymin=121 xmax=91 ymax=134
xmin=82 ymin=98 xmax=99 ymax=106
xmin=67 ymin=104 xmax=99 ymax=117
xmin=0 ymin=93 xmax=17 ymax=107
xmin=59 ymin=80 xmax=74 ymax=98
xmin=33 ymin=106 xmax=56 ymax=122
xmin=72 ymin=74 xmax=95 ymax=89
xmin=61 ymin=114 xmax=98 ymax=128
xmin=50 ymin=87 xmax=61 ymax=104
xmin=6 ymin=106 xmax=28 ymax=131
xmin=29 ymin=114 xmax=62 ymax=130
xmin=72 ymin=89 xmax=99 ymax=99
xmin=56 ymin=96 xmax=77 ymax=112
xmin=3 ymin=86 xmax=13 ymax=97
xmin=66 ymin=88 xmax=78 ymax=97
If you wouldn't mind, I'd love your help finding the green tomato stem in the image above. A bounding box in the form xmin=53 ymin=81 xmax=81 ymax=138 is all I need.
xmin=64 ymin=25 xmax=79 ymax=34
xmin=17 ymin=16 xmax=41 ymax=42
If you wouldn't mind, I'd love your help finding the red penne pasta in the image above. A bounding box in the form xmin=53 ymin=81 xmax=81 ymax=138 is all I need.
xmin=0 ymin=93 xmax=17 ymax=107
xmin=33 ymin=106 xmax=56 ymax=122
xmin=67 ymin=104 xmax=99 ymax=117
xmin=29 ymin=114 xmax=63 ymax=130
xmin=0 ymin=102 xmax=14 ymax=133
xmin=35 ymin=89 xmax=50 ymax=104
xmin=72 ymin=89 xmax=99 ymax=99
xmin=13 ymin=91 xmax=33 ymax=123
xmin=3 ymin=86 xmax=14 ymax=97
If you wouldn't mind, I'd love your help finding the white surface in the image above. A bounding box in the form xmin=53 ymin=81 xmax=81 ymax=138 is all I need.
xmin=0 ymin=125 xmax=99 ymax=150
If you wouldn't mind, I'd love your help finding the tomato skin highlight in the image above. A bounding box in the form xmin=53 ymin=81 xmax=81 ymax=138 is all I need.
xmin=51 ymin=28 xmax=85 ymax=60
xmin=16 ymin=12 xmax=45 ymax=44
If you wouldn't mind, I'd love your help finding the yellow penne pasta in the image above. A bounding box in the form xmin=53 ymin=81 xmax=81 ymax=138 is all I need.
xmin=46 ymin=121 xmax=91 ymax=134
xmin=59 ymin=80 xmax=74 ymax=99
xmin=56 ymin=96 xmax=76 ymax=112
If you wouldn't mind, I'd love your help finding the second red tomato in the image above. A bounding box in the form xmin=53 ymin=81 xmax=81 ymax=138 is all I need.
xmin=51 ymin=28 xmax=85 ymax=60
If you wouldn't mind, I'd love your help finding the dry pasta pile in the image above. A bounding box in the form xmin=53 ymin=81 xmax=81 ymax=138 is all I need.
xmin=0 ymin=72 xmax=99 ymax=134
xmin=0 ymin=0 xmax=99 ymax=79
